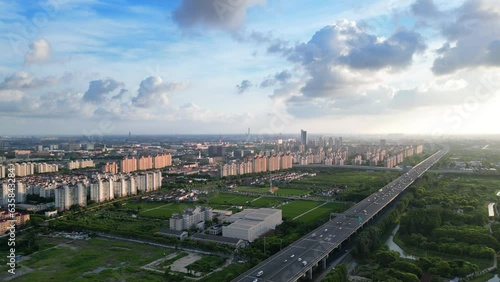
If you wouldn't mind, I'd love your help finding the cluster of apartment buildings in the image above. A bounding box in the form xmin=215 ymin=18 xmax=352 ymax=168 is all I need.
xmin=67 ymin=159 xmax=95 ymax=170
xmin=295 ymin=144 xmax=423 ymax=168
xmin=0 ymin=170 xmax=162 ymax=211
xmin=0 ymin=162 xmax=59 ymax=178
xmin=55 ymin=171 xmax=163 ymax=210
xmin=219 ymin=153 xmax=293 ymax=177
xmin=103 ymin=153 xmax=172 ymax=174
xmin=297 ymin=148 xmax=349 ymax=165
xmin=368 ymin=144 xmax=423 ymax=168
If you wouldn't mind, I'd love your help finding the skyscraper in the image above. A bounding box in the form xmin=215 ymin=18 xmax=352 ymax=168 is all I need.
xmin=301 ymin=130 xmax=307 ymax=146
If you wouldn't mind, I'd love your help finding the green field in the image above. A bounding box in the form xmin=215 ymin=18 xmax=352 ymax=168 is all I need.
xmin=123 ymin=194 xmax=320 ymax=219
xmin=232 ymin=186 xmax=311 ymax=196
xmin=139 ymin=203 xmax=196 ymax=218
xmin=123 ymin=201 xmax=168 ymax=210
xmin=279 ymin=200 xmax=324 ymax=219
xmin=286 ymin=170 xmax=400 ymax=191
xmin=186 ymin=255 xmax=226 ymax=274
xmin=5 ymin=237 xmax=171 ymax=282
xmin=295 ymin=202 xmax=349 ymax=222
xmin=207 ymin=193 xmax=259 ymax=205
xmin=250 ymin=197 xmax=285 ymax=208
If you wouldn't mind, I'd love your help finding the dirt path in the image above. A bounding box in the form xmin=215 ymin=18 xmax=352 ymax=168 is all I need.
xmin=293 ymin=202 xmax=328 ymax=220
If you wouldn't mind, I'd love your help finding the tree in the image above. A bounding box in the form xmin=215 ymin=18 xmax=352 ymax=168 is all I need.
xmin=213 ymin=217 xmax=220 ymax=224
xmin=376 ymin=250 xmax=400 ymax=267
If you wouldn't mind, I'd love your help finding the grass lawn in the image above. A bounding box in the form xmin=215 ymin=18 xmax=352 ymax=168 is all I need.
xmin=273 ymin=188 xmax=312 ymax=196
xmin=250 ymin=197 xmax=285 ymax=208
xmin=285 ymin=170 xmax=399 ymax=191
xmin=295 ymin=202 xmax=349 ymax=223
xmin=202 ymin=262 xmax=253 ymax=282
xmin=122 ymin=201 xmax=169 ymax=210
xmin=7 ymin=237 xmax=173 ymax=282
xmin=186 ymin=255 xmax=226 ymax=274
xmin=140 ymin=203 xmax=196 ymax=219
xmin=232 ymin=186 xmax=311 ymax=196
xmin=207 ymin=193 xmax=258 ymax=206
xmin=279 ymin=200 xmax=324 ymax=219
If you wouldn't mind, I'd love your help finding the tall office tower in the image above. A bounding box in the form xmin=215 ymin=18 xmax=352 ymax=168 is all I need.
xmin=208 ymin=145 xmax=226 ymax=157
xmin=301 ymin=130 xmax=307 ymax=146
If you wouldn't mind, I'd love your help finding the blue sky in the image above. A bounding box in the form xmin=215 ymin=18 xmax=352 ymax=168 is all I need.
xmin=0 ymin=0 xmax=499 ymax=136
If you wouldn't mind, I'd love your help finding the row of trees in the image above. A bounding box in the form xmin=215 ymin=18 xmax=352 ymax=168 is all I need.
xmin=370 ymin=250 xmax=480 ymax=281
xmin=322 ymin=264 xmax=348 ymax=282
xmin=354 ymin=191 xmax=413 ymax=257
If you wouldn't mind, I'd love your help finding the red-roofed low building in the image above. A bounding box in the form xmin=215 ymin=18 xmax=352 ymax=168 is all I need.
xmin=0 ymin=211 xmax=30 ymax=234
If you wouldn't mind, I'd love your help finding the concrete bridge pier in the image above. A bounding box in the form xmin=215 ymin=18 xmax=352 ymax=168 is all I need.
xmin=322 ymin=257 xmax=327 ymax=269
xmin=307 ymin=268 xmax=313 ymax=280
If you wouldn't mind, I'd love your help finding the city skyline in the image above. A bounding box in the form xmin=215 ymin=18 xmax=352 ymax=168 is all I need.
xmin=1 ymin=0 xmax=499 ymax=135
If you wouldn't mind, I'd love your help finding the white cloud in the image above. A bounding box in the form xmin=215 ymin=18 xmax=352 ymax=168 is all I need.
xmin=24 ymin=39 xmax=51 ymax=64
xmin=0 ymin=72 xmax=57 ymax=90
xmin=132 ymin=76 xmax=188 ymax=108
xmin=83 ymin=79 xmax=125 ymax=103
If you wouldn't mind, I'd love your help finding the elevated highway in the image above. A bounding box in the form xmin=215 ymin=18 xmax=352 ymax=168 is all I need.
xmin=233 ymin=148 xmax=448 ymax=282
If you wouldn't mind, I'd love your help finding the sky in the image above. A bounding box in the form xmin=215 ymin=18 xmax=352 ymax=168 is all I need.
xmin=0 ymin=0 xmax=499 ymax=136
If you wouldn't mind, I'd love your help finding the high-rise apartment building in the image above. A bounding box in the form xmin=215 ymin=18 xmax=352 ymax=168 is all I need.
xmin=137 ymin=155 xmax=153 ymax=171
xmin=153 ymin=153 xmax=172 ymax=169
xmin=55 ymin=183 xmax=86 ymax=211
xmin=103 ymin=162 xmax=118 ymax=174
xmin=120 ymin=157 xmax=137 ymax=173
xmin=16 ymin=181 xmax=26 ymax=203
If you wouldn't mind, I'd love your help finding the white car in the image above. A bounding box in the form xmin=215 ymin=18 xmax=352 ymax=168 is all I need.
xmin=298 ymin=258 xmax=302 ymax=262
xmin=290 ymin=254 xmax=295 ymax=258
